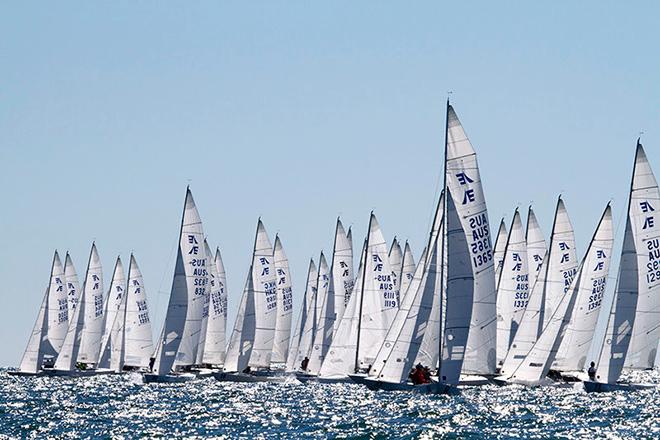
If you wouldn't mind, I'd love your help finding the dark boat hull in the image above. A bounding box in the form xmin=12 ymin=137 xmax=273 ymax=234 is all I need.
xmin=143 ymin=373 xmax=196 ymax=383
xmin=214 ymin=372 xmax=287 ymax=383
xmin=363 ymin=378 xmax=456 ymax=394
xmin=583 ymin=381 xmax=654 ymax=393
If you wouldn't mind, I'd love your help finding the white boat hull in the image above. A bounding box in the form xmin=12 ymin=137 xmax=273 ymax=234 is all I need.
xmin=143 ymin=373 xmax=196 ymax=383
xmin=214 ymin=372 xmax=287 ymax=383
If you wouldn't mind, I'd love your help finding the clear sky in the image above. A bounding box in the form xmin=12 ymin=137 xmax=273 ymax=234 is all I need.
xmin=1 ymin=2 xmax=658 ymax=366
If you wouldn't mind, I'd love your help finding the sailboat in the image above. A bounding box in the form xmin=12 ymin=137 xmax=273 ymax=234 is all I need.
xmin=498 ymin=203 xmax=613 ymax=386
xmin=363 ymin=102 xmax=485 ymax=393
xmin=216 ymin=219 xmax=281 ymax=382
xmin=201 ymin=248 xmax=228 ymax=369
xmin=122 ymin=254 xmax=154 ymax=370
xmin=496 ymin=209 xmax=529 ymax=369
xmin=51 ymin=243 xmax=107 ymax=376
xmin=96 ymin=257 xmax=126 ymax=373
xmin=285 ymin=259 xmax=318 ymax=373
xmin=498 ymin=196 xmax=577 ymax=381
xmin=11 ymin=251 xmax=69 ymax=376
xmin=330 ymin=219 xmax=354 ymax=336
xmin=389 ymin=238 xmax=403 ymax=303
xmin=190 ymin=240 xmax=216 ymax=375
xmin=144 ymin=188 xmax=208 ymax=383
xmin=317 ymin=213 xmax=396 ymax=383
xmin=271 ymin=235 xmax=293 ymax=368
xmin=585 ymin=140 xmax=659 ymax=392
xmin=526 ymin=207 xmax=547 ymax=288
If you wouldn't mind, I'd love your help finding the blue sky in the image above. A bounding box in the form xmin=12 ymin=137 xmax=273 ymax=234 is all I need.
xmin=1 ymin=2 xmax=658 ymax=366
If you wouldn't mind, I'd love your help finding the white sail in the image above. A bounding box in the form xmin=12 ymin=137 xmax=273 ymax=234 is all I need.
xmin=496 ymin=209 xmax=529 ymax=367
xmin=18 ymin=287 xmax=49 ymax=373
xmin=287 ymin=259 xmax=317 ymax=371
xmin=445 ymin=105 xmax=497 ymax=375
xmin=223 ymin=267 xmax=256 ymax=372
xmin=526 ymin=207 xmax=547 ymax=288
xmin=17 ymin=250 xmax=68 ymax=373
xmin=552 ymin=205 xmax=614 ymax=373
xmin=319 ymin=213 xmax=397 ymax=377
xmin=500 ymin=197 xmax=577 ymax=377
xmin=505 ymin=204 xmax=614 ymax=384
xmin=331 ymin=219 xmax=354 ymax=333
xmin=625 ymin=143 xmax=660 ymax=369
xmin=203 ymin=248 xmax=228 ymax=366
xmin=271 ymin=235 xmax=293 ymax=365
xmin=77 ymin=243 xmax=104 ymax=365
xmin=123 ymin=254 xmax=153 ymax=368
xmin=389 ymin=238 xmax=403 ymax=304
xmin=64 ymin=252 xmax=81 ymax=324
xmin=54 ymin=243 xmax=98 ymax=371
xmin=494 ymin=219 xmax=508 ymax=283
xmin=247 ymin=220 xmax=277 ymax=368
xmin=307 ymin=252 xmax=332 ymax=374
xmin=400 ymin=242 xmax=416 ymax=297
xmin=97 ymin=257 xmax=126 ymax=370
xmin=195 ymin=241 xmax=214 ymax=365
xmin=153 ymin=188 xmax=208 ymax=375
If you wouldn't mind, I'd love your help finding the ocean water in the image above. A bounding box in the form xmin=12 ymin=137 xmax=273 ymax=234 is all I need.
xmin=0 ymin=369 xmax=658 ymax=439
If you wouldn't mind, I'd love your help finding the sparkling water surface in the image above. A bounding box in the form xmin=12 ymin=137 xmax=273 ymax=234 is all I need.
xmin=1 ymin=369 xmax=658 ymax=439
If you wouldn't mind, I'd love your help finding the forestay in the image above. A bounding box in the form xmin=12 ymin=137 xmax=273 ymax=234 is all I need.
xmin=445 ymin=105 xmax=497 ymax=375
xmin=153 ymin=188 xmax=208 ymax=375
xmin=271 ymin=235 xmax=293 ymax=365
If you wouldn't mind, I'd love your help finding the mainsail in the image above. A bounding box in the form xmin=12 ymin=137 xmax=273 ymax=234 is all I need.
xmin=445 ymin=105 xmax=497 ymax=375
xmin=152 ymin=188 xmax=208 ymax=375
xmin=500 ymin=197 xmax=577 ymax=377
xmin=76 ymin=243 xmax=105 ymax=365
xmin=595 ymin=141 xmax=659 ymax=382
xmin=496 ymin=209 xmax=529 ymax=367
xmin=503 ymin=204 xmax=613 ymax=384
xmin=195 ymin=241 xmax=215 ymax=365
xmin=271 ymin=235 xmax=293 ymax=365
xmin=202 ymin=248 xmax=228 ymax=366
xmin=123 ymin=254 xmax=153 ymax=368
xmin=64 ymin=252 xmax=81 ymax=324
xmin=286 ymin=259 xmax=317 ymax=371
xmin=389 ymin=238 xmax=403 ymax=303
xmin=399 ymin=242 xmax=416 ymax=299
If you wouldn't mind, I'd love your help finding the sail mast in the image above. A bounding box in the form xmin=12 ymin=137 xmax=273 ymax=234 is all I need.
xmin=354 ymin=217 xmax=372 ymax=373
xmin=438 ymin=98 xmax=450 ymax=376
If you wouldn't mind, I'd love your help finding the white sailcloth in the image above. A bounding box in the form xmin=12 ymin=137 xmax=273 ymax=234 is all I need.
xmin=505 ymin=204 xmax=613 ymax=384
xmin=496 ymin=209 xmax=529 ymax=367
xmin=271 ymin=235 xmax=293 ymax=365
xmin=54 ymin=243 xmax=99 ymax=371
xmin=123 ymin=254 xmax=153 ymax=368
xmin=17 ymin=251 xmax=67 ymax=373
xmin=224 ymin=267 xmax=256 ymax=372
xmin=445 ymin=105 xmax=497 ymax=375
xmin=153 ymin=188 xmax=208 ymax=375
xmin=319 ymin=213 xmax=397 ymax=378
xmin=494 ymin=219 xmax=508 ymax=283
xmin=97 ymin=257 xmax=126 ymax=370
xmin=624 ymin=143 xmax=660 ymax=369
xmin=389 ymin=238 xmax=403 ymax=304
xmin=286 ymin=259 xmax=317 ymax=371
xmin=203 ymin=248 xmax=228 ymax=366
xmin=399 ymin=242 xmax=416 ymax=299
xmin=526 ymin=207 xmax=547 ymax=288
xmin=331 ymin=219 xmax=354 ymax=333
xmin=500 ymin=197 xmax=577 ymax=377
xmin=77 ymin=243 xmax=104 ymax=365
xmin=307 ymin=252 xmax=332 ymax=374
xmin=552 ymin=205 xmax=614 ymax=372
xmin=64 ymin=252 xmax=81 ymax=324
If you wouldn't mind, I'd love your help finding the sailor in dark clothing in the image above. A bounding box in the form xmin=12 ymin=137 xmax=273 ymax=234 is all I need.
xmin=587 ymin=361 xmax=597 ymax=381
xmin=301 ymin=357 xmax=310 ymax=371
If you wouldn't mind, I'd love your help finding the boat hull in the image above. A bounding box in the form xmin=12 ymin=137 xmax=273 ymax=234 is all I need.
xmin=45 ymin=369 xmax=115 ymax=378
xmin=143 ymin=373 xmax=196 ymax=383
xmin=7 ymin=370 xmax=45 ymax=377
xmin=214 ymin=372 xmax=287 ymax=383
xmin=583 ymin=381 xmax=655 ymax=393
xmin=363 ymin=378 xmax=455 ymax=394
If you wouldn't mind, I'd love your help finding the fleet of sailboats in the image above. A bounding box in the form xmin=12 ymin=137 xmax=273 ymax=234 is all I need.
xmin=11 ymin=106 xmax=659 ymax=394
